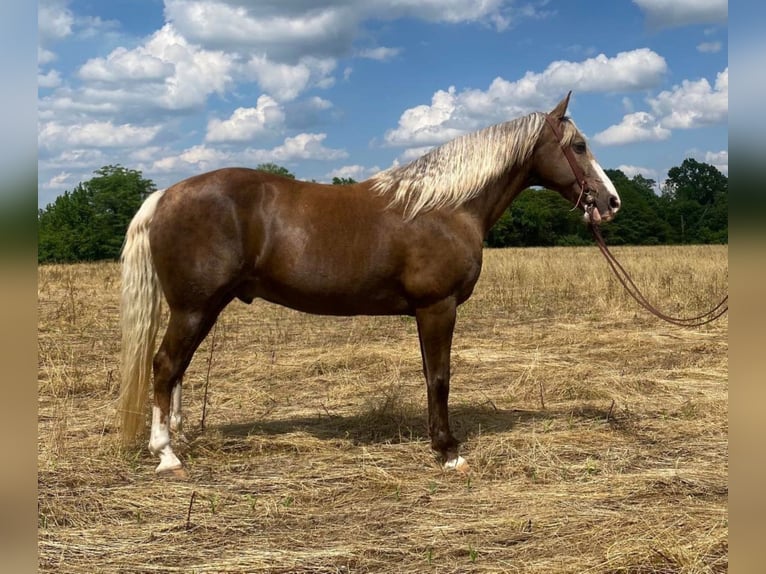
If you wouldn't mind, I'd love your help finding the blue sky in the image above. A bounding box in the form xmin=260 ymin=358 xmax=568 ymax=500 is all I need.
xmin=38 ymin=0 xmax=728 ymax=207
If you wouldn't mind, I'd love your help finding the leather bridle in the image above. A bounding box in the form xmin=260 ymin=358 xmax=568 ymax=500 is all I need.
xmin=544 ymin=114 xmax=594 ymax=212
xmin=545 ymin=114 xmax=728 ymax=327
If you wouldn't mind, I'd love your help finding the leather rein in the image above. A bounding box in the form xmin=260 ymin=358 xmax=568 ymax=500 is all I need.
xmin=545 ymin=115 xmax=728 ymax=328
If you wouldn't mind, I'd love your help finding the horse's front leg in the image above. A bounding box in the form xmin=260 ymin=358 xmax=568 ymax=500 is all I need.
xmin=415 ymin=297 xmax=467 ymax=472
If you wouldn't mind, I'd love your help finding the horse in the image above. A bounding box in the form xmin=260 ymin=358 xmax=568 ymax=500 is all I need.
xmin=119 ymin=92 xmax=621 ymax=474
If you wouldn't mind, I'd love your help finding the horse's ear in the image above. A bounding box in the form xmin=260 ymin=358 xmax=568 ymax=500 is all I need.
xmin=549 ymin=91 xmax=572 ymax=119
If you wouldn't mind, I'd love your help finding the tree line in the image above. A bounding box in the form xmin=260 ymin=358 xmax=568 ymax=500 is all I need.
xmin=38 ymin=159 xmax=727 ymax=263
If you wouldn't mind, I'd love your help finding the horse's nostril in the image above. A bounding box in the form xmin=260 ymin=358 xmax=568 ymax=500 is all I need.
xmin=609 ymin=196 xmax=621 ymax=210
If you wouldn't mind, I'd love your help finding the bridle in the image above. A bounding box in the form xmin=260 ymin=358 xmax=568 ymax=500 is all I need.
xmin=545 ymin=114 xmax=728 ymax=328
xmin=544 ymin=114 xmax=594 ymax=213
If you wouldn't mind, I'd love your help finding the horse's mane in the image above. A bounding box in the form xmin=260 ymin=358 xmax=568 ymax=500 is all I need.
xmin=370 ymin=112 xmax=580 ymax=219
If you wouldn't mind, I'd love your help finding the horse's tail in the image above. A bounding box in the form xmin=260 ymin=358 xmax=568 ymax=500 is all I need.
xmin=118 ymin=189 xmax=165 ymax=445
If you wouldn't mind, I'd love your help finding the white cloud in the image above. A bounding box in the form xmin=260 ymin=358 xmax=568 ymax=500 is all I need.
xmin=358 ymin=46 xmax=402 ymax=61
xmin=38 ymin=69 xmax=62 ymax=89
xmin=592 ymin=112 xmax=671 ymax=146
xmin=152 ymin=144 xmax=230 ymax=173
xmin=373 ymin=0 xmax=512 ymax=30
xmin=38 ymin=46 xmax=57 ymax=66
xmin=38 ymin=1 xmax=74 ymax=41
xmin=704 ymin=150 xmax=728 ymax=175
xmin=384 ymin=87 xmax=466 ymax=146
xmin=307 ymin=96 xmax=333 ymax=110
xmin=384 ymin=49 xmax=667 ymax=147
xmin=648 ymin=68 xmax=727 ymax=129
xmin=245 ymin=55 xmax=336 ymax=101
xmin=399 ymin=146 xmax=435 ymax=162
xmin=536 ymin=49 xmax=667 ymax=93
xmin=251 ymin=133 xmax=347 ymax=162
xmin=39 ymin=120 xmax=161 ymax=149
xmin=617 ymin=164 xmax=659 ymax=180
xmin=69 ymin=24 xmax=235 ymax=111
xmin=151 ymin=133 xmax=347 ymax=175
xmin=697 ymin=41 xmax=722 ymax=54
xmin=326 ymin=164 xmax=379 ymax=182
xmin=633 ymin=0 xmax=727 ymax=28
xmin=166 ymin=0 xmax=517 ymax=59
xmin=164 ymin=0 xmax=358 ymax=61
xmin=41 ymin=171 xmax=75 ymax=190
xmin=206 ymin=95 xmax=285 ymax=143
xmin=79 ymin=46 xmax=173 ymax=82
xmin=594 ymin=68 xmax=727 ymax=145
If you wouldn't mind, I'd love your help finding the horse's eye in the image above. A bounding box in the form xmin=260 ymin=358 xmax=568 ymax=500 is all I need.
xmin=572 ymin=141 xmax=587 ymax=154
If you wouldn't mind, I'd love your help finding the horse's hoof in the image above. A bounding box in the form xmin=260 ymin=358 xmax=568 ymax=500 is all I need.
xmin=156 ymin=464 xmax=188 ymax=479
xmin=443 ymin=455 xmax=469 ymax=473
xmin=155 ymin=452 xmax=185 ymax=476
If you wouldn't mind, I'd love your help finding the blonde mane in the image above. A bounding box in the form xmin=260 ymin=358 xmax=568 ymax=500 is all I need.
xmin=371 ymin=112 xmax=581 ymax=219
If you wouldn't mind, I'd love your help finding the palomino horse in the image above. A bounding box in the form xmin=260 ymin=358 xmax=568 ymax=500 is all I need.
xmin=119 ymin=93 xmax=621 ymax=473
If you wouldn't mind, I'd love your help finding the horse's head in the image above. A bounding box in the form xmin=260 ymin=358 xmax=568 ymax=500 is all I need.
xmin=530 ymin=92 xmax=621 ymax=224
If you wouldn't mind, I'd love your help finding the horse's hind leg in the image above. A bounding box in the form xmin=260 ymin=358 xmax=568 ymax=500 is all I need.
xmin=150 ymin=307 xmax=220 ymax=473
xmin=170 ymin=381 xmax=184 ymax=437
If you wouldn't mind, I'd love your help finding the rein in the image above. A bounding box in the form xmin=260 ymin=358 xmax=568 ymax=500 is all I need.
xmin=590 ymin=224 xmax=728 ymax=327
xmin=544 ymin=113 xmax=728 ymax=327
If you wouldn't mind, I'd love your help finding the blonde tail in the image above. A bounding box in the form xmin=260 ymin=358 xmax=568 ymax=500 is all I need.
xmin=118 ymin=189 xmax=165 ymax=445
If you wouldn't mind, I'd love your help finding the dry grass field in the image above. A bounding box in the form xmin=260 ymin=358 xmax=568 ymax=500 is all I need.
xmin=38 ymin=245 xmax=728 ymax=573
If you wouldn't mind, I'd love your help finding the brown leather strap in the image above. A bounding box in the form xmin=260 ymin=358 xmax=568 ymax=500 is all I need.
xmin=590 ymin=224 xmax=728 ymax=327
xmin=544 ymin=115 xmax=590 ymax=206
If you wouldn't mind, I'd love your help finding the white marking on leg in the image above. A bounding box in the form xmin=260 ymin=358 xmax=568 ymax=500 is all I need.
xmin=149 ymin=405 xmax=182 ymax=473
xmin=443 ymin=455 xmax=469 ymax=472
xmin=170 ymin=384 xmax=183 ymax=434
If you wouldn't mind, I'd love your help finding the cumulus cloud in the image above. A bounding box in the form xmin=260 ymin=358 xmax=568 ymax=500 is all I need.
xmin=151 ymin=133 xmax=347 ymax=175
xmin=152 ymin=144 xmax=230 ymax=174
xmin=594 ymin=68 xmax=727 ymax=145
xmin=38 ymin=1 xmax=74 ymax=41
xmin=79 ymin=46 xmax=173 ymax=83
xmin=206 ymin=95 xmax=285 ymax=143
xmin=704 ymin=150 xmax=728 ymax=175
xmin=326 ymin=164 xmax=380 ymax=182
xmin=633 ymin=0 xmax=727 ymax=29
xmin=251 ymin=133 xmax=347 ymax=162
xmin=38 ymin=69 xmax=62 ymax=89
xmin=358 ymin=47 xmax=402 ymax=61
xmin=165 ymin=0 xmax=518 ymax=61
xmin=616 ymin=164 xmax=659 ymax=180
xmin=593 ymin=112 xmax=671 ymax=146
xmin=384 ymin=49 xmax=667 ymax=147
xmin=164 ymin=0 xmax=358 ymax=62
xmin=648 ymin=68 xmax=728 ymax=128
xmin=245 ymin=55 xmax=336 ymax=101
xmin=697 ymin=41 xmax=722 ymax=54
xmin=64 ymin=24 xmax=235 ymax=112
xmin=39 ymin=120 xmax=161 ymax=149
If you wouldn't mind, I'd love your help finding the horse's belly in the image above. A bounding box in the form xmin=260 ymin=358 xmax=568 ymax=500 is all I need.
xmin=245 ymin=276 xmax=412 ymax=316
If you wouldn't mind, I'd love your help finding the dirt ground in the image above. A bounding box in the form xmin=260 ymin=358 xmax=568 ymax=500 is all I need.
xmin=38 ymin=246 xmax=728 ymax=573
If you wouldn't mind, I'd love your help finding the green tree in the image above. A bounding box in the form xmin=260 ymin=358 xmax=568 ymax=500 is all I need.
xmin=486 ymin=188 xmax=583 ymax=247
xmin=661 ymin=159 xmax=727 ymax=243
xmin=664 ymin=158 xmax=727 ymax=206
xmin=332 ymin=176 xmax=357 ymax=185
xmin=599 ymin=170 xmax=671 ymax=245
xmin=38 ymin=165 xmax=156 ymax=263
xmin=255 ymin=163 xmax=295 ymax=179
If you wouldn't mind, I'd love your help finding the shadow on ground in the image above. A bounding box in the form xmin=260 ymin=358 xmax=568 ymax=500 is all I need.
xmin=213 ymin=401 xmax=625 ymax=447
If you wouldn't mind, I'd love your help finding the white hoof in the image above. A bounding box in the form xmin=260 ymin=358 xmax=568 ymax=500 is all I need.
xmin=155 ymin=446 xmax=183 ymax=474
xmin=443 ymin=455 xmax=469 ymax=472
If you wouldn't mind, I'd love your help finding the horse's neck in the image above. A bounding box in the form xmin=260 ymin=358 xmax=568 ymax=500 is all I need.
xmin=464 ymin=169 xmax=531 ymax=236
